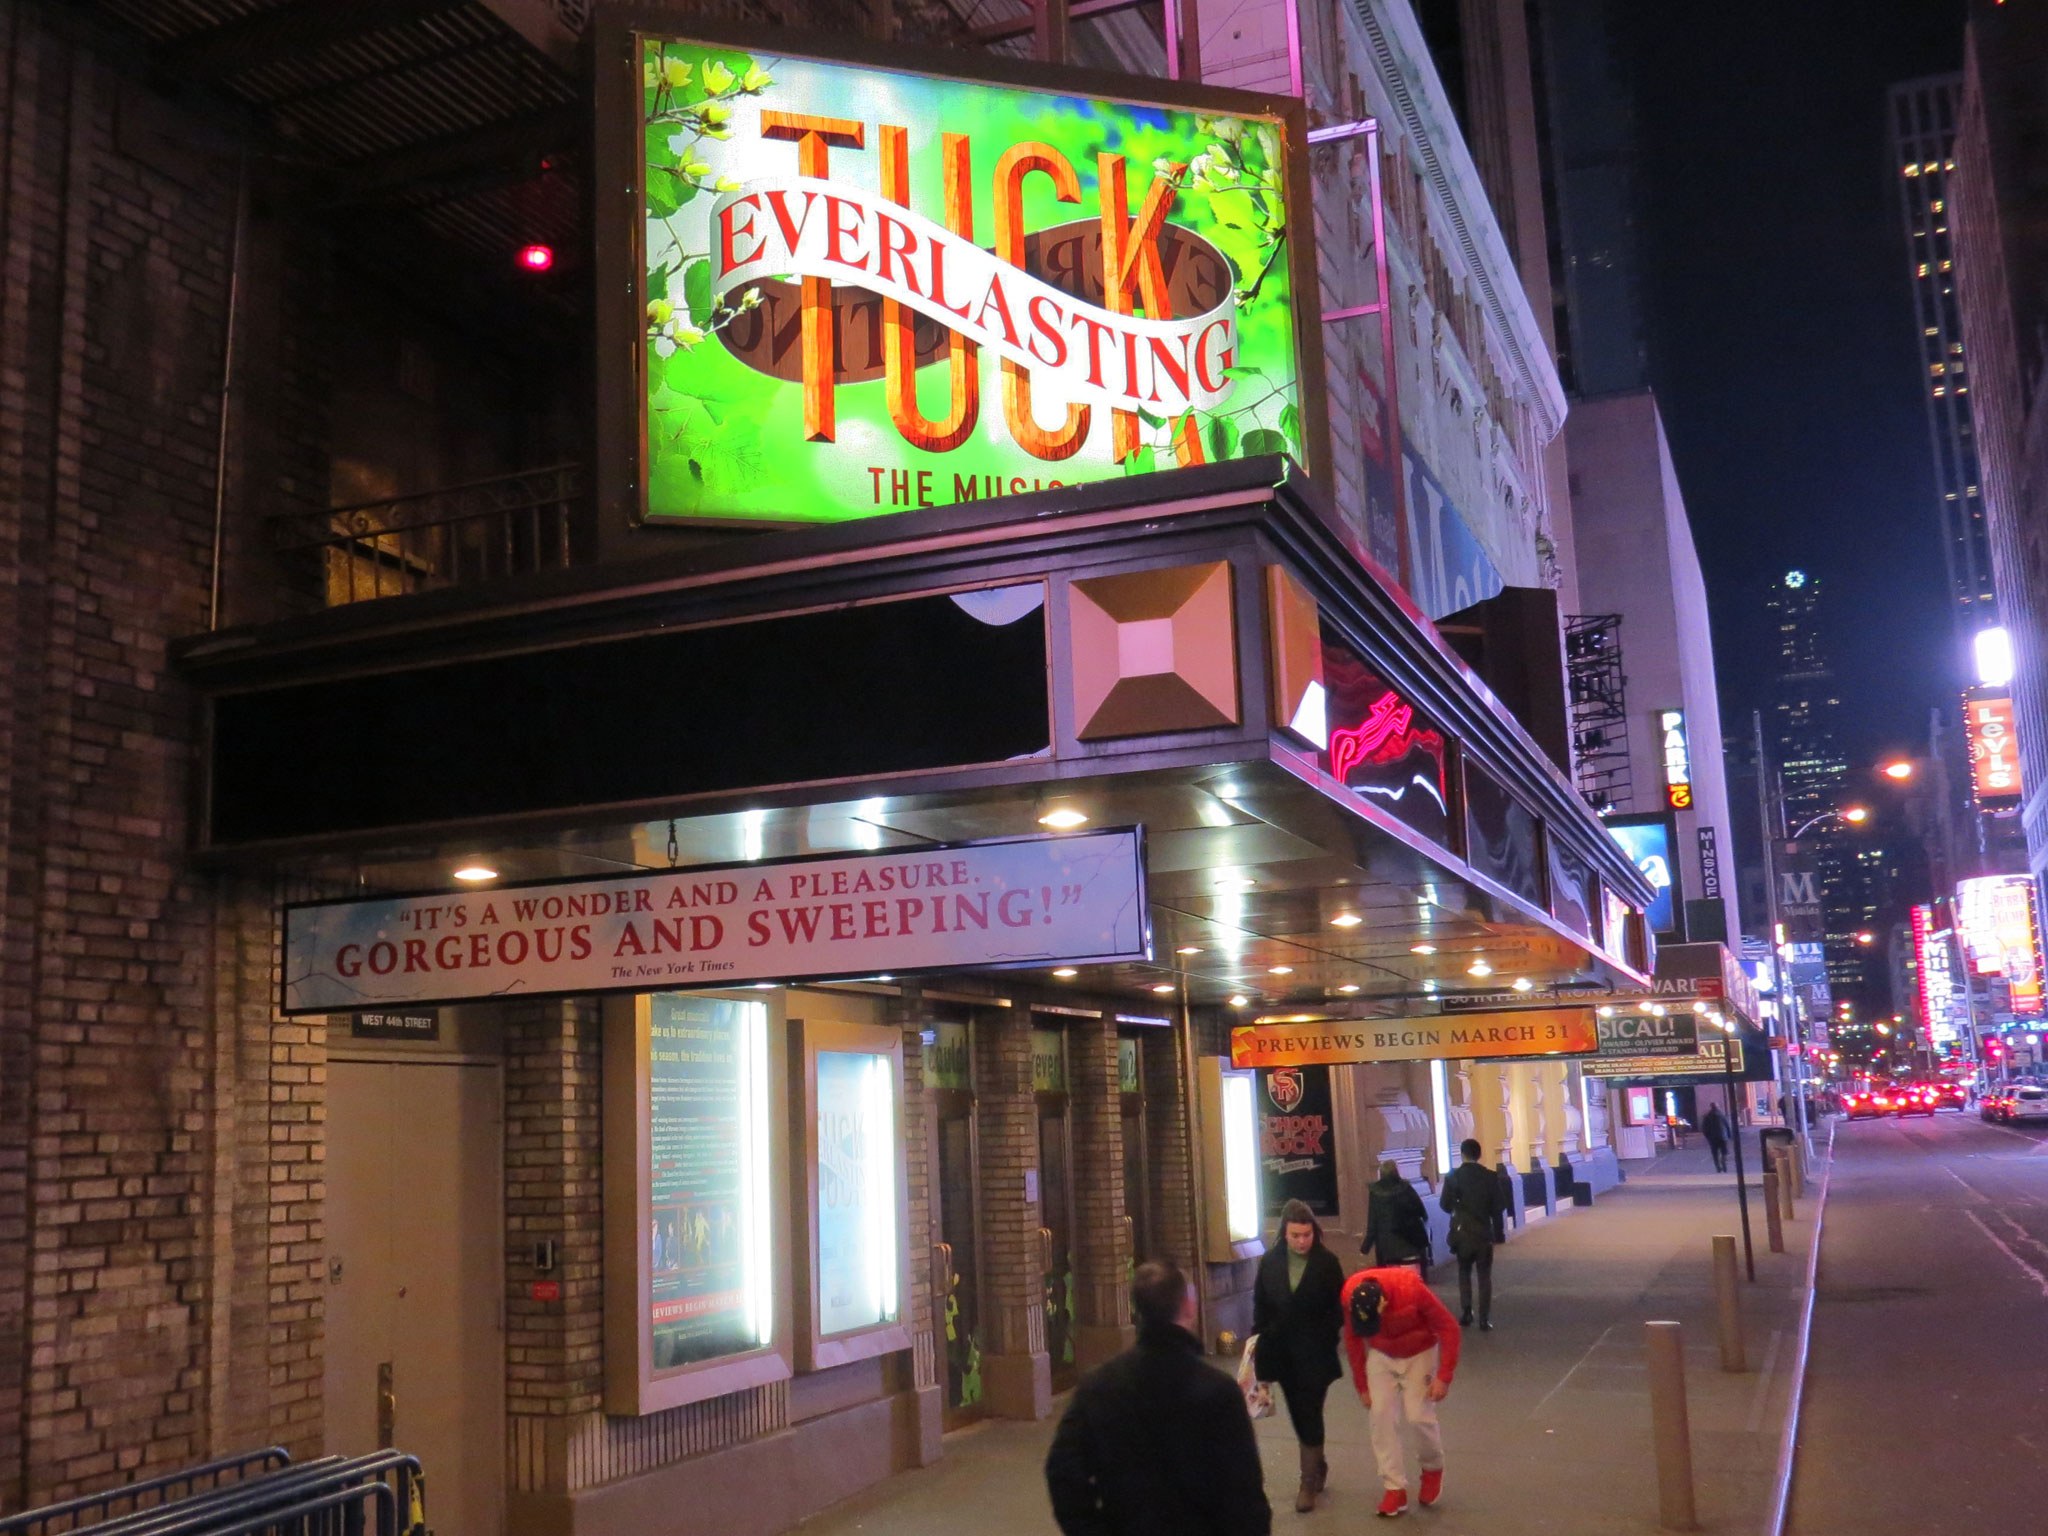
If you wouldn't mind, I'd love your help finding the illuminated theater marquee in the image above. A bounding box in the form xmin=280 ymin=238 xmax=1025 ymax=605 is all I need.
xmin=618 ymin=32 xmax=1310 ymax=522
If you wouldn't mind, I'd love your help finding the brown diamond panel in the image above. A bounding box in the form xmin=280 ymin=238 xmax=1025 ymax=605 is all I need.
xmin=1068 ymin=562 xmax=1238 ymax=739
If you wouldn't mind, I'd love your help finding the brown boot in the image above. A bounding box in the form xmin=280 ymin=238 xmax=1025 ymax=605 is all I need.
xmin=1296 ymin=1445 xmax=1318 ymax=1512
xmin=1312 ymin=1448 xmax=1329 ymax=1494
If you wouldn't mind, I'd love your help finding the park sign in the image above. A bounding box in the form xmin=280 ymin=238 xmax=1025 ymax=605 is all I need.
xmin=599 ymin=20 xmax=1317 ymax=525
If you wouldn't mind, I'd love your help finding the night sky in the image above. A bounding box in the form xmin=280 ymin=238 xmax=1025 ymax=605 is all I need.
xmin=1621 ymin=0 xmax=1969 ymax=766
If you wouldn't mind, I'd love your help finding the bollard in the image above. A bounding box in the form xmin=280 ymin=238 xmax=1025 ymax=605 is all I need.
xmin=1762 ymin=1168 xmax=1786 ymax=1253
xmin=1645 ymin=1320 xmax=1698 ymax=1531
xmin=1712 ymin=1235 xmax=1745 ymax=1371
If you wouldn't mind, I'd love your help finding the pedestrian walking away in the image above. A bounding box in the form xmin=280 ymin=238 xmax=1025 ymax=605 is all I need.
xmin=1342 ymin=1263 xmax=1462 ymax=1519
xmin=1361 ymin=1160 xmax=1431 ymax=1273
xmin=1251 ymin=1199 xmax=1346 ymax=1513
xmin=1046 ymin=1258 xmax=1273 ymax=1536
xmin=1700 ymin=1103 xmax=1731 ymax=1173
xmin=1438 ymin=1139 xmax=1505 ymax=1330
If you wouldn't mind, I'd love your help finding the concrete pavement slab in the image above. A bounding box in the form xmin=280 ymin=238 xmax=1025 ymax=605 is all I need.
xmin=795 ymin=1147 xmax=1827 ymax=1535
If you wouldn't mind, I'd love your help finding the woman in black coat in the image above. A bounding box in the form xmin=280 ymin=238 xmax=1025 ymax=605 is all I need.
xmin=1361 ymin=1159 xmax=1430 ymax=1271
xmin=1252 ymin=1198 xmax=1346 ymax=1513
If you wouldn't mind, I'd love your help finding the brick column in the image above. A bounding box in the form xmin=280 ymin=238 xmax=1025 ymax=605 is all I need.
xmin=1139 ymin=1029 xmax=1193 ymax=1274
xmin=503 ymin=998 xmax=606 ymax=1485
xmin=1067 ymin=1016 xmax=1132 ymax=1372
xmin=890 ymin=989 xmax=941 ymax=1464
xmin=970 ymin=1009 xmax=1048 ymax=1420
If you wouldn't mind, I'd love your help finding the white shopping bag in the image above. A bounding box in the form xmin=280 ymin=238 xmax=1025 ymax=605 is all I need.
xmin=1236 ymin=1335 xmax=1274 ymax=1420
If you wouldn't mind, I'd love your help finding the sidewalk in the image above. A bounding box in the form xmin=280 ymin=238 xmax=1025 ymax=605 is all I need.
xmin=797 ymin=1149 xmax=1825 ymax=1536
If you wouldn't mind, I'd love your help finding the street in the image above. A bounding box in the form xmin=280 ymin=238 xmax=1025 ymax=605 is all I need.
xmin=1791 ymin=1109 xmax=2048 ymax=1534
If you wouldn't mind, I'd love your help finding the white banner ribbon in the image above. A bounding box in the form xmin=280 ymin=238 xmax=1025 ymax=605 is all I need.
xmin=711 ymin=176 xmax=1239 ymax=418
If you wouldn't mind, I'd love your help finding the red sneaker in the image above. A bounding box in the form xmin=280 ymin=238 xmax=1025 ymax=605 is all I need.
xmin=1419 ymin=1469 xmax=1444 ymax=1507
xmin=1376 ymin=1489 xmax=1408 ymax=1519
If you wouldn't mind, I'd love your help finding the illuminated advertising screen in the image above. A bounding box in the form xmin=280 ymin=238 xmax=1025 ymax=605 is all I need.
xmin=647 ymin=994 xmax=773 ymax=1369
xmin=1958 ymin=875 xmax=2044 ymax=1016
xmin=1258 ymin=1065 xmax=1338 ymax=1217
xmin=1606 ymin=814 xmax=1679 ymax=936
xmin=1658 ymin=709 xmax=1693 ymax=810
xmin=814 ymin=1049 xmax=901 ymax=1336
xmin=1321 ymin=630 xmax=1451 ymax=846
xmin=611 ymin=28 xmax=1313 ymax=525
xmin=1965 ymin=688 xmax=2022 ymax=805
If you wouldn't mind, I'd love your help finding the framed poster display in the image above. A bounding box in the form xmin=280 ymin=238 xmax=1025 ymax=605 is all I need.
xmin=604 ymin=990 xmax=792 ymax=1414
xmin=792 ymin=1017 xmax=912 ymax=1371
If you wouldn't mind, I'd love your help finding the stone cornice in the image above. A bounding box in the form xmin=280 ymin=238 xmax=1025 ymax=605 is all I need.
xmin=1349 ymin=0 xmax=1568 ymax=439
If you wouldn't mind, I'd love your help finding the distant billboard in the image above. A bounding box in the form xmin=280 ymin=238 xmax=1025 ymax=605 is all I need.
xmin=1606 ymin=813 xmax=1679 ymax=936
xmin=1964 ymin=688 xmax=2022 ymax=806
xmin=1957 ymin=874 xmax=2044 ymax=1017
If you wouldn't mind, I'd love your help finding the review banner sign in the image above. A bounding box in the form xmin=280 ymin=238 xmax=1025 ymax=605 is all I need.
xmin=282 ymin=830 xmax=1147 ymax=1015
xmin=615 ymin=29 xmax=1309 ymax=524
xmin=1230 ymin=1009 xmax=1598 ymax=1068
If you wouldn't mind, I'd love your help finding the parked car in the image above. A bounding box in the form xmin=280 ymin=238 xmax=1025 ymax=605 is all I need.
xmin=2008 ymin=1085 xmax=2048 ymax=1122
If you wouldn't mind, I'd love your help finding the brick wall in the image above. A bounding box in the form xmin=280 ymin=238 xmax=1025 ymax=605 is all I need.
xmin=0 ymin=5 xmax=326 ymax=1505
xmin=1065 ymin=1016 xmax=1127 ymax=1333
xmin=970 ymin=1010 xmax=1043 ymax=1361
xmin=1139 ymin=1029 xmax=1193 ymax=1274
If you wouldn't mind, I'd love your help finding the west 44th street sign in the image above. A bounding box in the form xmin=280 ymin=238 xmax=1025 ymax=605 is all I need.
xmin=626 ymin=34 xmax=1308 ymax=522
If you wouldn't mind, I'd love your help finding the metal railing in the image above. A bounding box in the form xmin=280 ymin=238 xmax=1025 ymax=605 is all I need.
xmin=0 ymin=1450 xmax=291 ymax=1536
xmin=2 ymin=1451 xmax=423 ymax=1536
xmin=271 ymin=464 xmax=584 ymax=607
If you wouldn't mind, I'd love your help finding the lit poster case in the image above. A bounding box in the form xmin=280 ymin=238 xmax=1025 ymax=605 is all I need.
xmin=1198 ymin=1057 xmax=1267 ymax=1263
xmin=791 ymin=1018 xmax=912 ymax=1371
xmin=604 ymin=991 xmax=792 ymax=1415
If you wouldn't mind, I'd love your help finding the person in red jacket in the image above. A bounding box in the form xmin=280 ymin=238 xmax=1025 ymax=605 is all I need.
xmin=1341 ymin=1264 xmax=1462 ymax=1519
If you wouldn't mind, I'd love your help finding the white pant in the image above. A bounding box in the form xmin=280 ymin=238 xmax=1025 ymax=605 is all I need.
xmin=1365 ymin=1346 xmax=1445 ymax=1491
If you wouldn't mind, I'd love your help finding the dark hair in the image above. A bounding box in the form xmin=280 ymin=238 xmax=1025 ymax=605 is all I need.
xmin=1460 ymin=1138 xmax=1483 ymax=1162
xmin=1131 ymin=1260 xmax=1190 ymax=1331
xmin=1278 ymin=1198 xmax=1320 ymax=1239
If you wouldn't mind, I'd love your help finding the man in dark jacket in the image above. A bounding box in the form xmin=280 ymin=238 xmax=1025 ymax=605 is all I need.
xmin=1700 ymin=1104 xmax=1731 ymax=1173
xmin=1252 ymin=1199 xmax=1346 ymax=1512
xmin=1438 ymin=1140 xmax=1504 ymax=1331
xmin=1362 ymin=1160 xmax=1430 ymax=1271
xmin=1046 ymin=1259 xmax=1272 ymax=1536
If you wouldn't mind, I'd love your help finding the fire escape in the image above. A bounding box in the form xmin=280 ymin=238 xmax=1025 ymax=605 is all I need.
xmin=1565 ymin=613 xmax=1631 ymax=815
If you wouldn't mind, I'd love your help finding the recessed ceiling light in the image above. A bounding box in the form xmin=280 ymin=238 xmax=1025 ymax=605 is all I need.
xmin=1217 ymin=783 xmax=1242 ymax=799
xmin=1423 ymin=980 xmax=1438 ymax=993
xmin=1269 ymin=965 xmax=1294 ymax=975
xmin=1338 ymin=984 xmax=1361 ymax=994
xmin=1228 ymin=994 xmax=1249 ymax=1007
xmin=1467 ymin=960 xmax=1493 ymax=978
xmin=1038 ymin=806 xmax=1089 ymax=830
xmin=1177 ymin=945 xmax=1204 ymax=956
xmin=1512 ymin=977 xmax=1534 ymax=993
xmin=453 ymin=865 xmax=498 ymax=882
xmin=1410 ymin=943 xmax=1437 ymax=955
xmin=1330 ymin=912 xmax=1363 ymax=928
xmin=1151 ymin=983 xmax=1176 ymax=995
xmin=1053 ymin=967 xmax=1078 ymax=979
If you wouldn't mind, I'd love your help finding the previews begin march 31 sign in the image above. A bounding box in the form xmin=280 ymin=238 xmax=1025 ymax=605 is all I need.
xmin=616 ymin=29 xmax=1309 ymax=522
xmin=281 ymin=830 xmax=1147 ymax=1014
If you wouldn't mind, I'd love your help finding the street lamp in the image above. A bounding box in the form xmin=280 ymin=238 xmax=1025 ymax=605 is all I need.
xmin=1855 ymin=930 xmax=1876 ymax=946
xmin=1881 ymin=760 xmax=1914 ymax=781
xmin=1789 ymin=806 xmax=1869 ymax=839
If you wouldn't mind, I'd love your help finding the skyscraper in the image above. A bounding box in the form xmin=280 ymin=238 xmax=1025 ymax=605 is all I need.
xmin=1765 ymin=570 xmax=1884 ymax=1003
xmin=1890 ymin=75 xmax=1999 ymax=645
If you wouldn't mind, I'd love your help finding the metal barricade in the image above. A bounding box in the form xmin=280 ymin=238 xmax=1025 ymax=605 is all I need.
xmin=0 ymin=1450 xmax=292 ymax=1536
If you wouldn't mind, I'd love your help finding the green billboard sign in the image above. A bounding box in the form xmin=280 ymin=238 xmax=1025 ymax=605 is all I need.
xmin=605 ymin=26 xmax=1314 ymax=525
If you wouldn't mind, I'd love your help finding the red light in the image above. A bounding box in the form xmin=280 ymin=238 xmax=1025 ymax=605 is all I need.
xmin=516 ymin=243 xmax=555 ymax=272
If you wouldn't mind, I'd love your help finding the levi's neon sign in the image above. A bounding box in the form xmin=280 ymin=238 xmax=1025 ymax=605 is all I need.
xmin=627 ymin=35 xmax=1307 ymax=523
